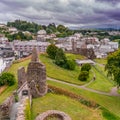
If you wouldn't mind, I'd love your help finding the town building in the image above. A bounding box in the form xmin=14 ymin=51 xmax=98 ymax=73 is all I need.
xmin=13 ymin=40 xmax=50 ymax=57
xmin=0 ymin=34 xmax=8 ymax=44
xmin=37 ymin=30 xmax=56 ymax=42
xmin=0 ymin=57 xmax=6 ymax=73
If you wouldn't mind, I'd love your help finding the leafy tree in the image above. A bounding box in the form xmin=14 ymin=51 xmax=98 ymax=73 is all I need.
xmin=81 ymin=63 xmax=91 ymax=72
xmin=78 ymin=71 xmax=89 ymax=81
xmin=0 ymin=72 xmax=16 ymax=86
xmin=105 ymin=49 xmax=120 ymax=88
xmin=7 ymin=20 xmax=42 ymax=33
xmin=57 ymin=25 xmax=67 ymax=33
xmin=55 ymin=48 xmax=67 ymax=66
xmin=46 ymin=44 xmax=58 ymax=59
xmin=65 ymin=59 xmax=76 ymax=70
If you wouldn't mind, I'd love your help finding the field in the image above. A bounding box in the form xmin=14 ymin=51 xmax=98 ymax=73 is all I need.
xmin=48 ymin=80 xmax=120 ymax=119
xmin=32 ymin=93 xmax=103 ymax=120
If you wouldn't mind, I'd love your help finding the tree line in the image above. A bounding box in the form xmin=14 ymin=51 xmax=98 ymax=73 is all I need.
xmin=7 ymin=20 xmax=74 ymax=37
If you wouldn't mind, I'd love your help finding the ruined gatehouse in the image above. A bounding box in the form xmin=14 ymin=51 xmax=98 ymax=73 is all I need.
xmin=17 ymin=47 xmax=47 ymax=98
xmin=27 ymin=48 xmax=47 ymax=98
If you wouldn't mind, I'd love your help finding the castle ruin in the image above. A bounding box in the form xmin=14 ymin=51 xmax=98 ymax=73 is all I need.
xmin=17 ymin=47 xmax=47 ymax=98
xmin=27 ymin=47 xmax=47 ymax=98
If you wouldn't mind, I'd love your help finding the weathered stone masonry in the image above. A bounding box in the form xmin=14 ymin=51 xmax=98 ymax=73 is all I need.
xmin=27 ymin=48 xmax=47 ymax=98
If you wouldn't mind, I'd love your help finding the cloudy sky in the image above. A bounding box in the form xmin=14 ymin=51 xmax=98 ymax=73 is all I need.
xmin=0 ymin=0 xmax=120 ymax=27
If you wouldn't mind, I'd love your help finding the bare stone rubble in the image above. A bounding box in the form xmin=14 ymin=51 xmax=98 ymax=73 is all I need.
xmin=27 ymin=47 xmax=47 ymax=98
xmin=0 ymin=96 xmax=14 ymax=119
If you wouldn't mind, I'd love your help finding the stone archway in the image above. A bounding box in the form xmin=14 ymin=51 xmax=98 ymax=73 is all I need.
xmin=35 ymin=110 xmax=71 ymax=120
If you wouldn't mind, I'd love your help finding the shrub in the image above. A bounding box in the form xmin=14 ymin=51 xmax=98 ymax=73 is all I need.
xmin=81 ymin=63 xmax=91 ymax=72
xmin=0 ymin=72 xmax=16 ymax=86
xmin=46 ymin=44 xmax=58 ymax=59
xmin=65 ymin=59 xmax=76 ymax=70
xmin=78 ymin=71 xmax=89 ymax=81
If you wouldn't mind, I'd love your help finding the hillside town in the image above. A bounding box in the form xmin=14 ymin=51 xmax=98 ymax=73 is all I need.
xmin=0 ymin=1 xmax=120 ymax=120
xmin=0 ymin=23 xmax=119 ymax=74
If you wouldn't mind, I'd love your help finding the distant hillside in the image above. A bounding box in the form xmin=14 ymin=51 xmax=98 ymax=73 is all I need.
xmin=7 ymin=20 xmax=74 ymax=37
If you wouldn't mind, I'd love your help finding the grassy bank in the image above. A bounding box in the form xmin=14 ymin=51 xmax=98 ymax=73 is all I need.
xmin=47 ymin=80 xmax=120 ymax=118
xmin=32 ymin=93 xmax=103 ymax=120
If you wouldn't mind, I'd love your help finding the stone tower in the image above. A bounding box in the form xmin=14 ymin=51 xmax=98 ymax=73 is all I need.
xmin=27 ymin=48 xmax=47 ymax=98
xmin=17 ymin=67 xmax=26 ymax=88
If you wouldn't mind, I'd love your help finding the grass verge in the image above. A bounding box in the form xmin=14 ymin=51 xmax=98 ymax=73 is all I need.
xmin=32 ymin=93 xmax=103 ymax=120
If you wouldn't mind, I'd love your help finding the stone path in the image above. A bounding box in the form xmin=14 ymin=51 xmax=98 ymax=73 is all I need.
xmin=47 ymin=77 xmax=120 ymax=97
xmin=10 ymin=102 xmax=20 ymax=120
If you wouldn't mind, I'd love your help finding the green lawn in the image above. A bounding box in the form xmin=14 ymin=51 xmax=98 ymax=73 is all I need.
xmin=0 ymin=84 xmax=17 ymax=104
xmin=66 ymin=53 xmax=86 ymax=60
xmin=87 ymin=66 xmax=113 ymax=92
xmin=47 ymin=80 xmax=120 ymax=119
xmin=0 ymin=59 xmax=30 ymax=104
xmin=32 ymin=93 xmax=103 ymax=120
xmin=94 ymin=58 xmax=107 ymax=65
xmin=40 ymin=54 xmax=92 ymax=85
xmin=7 ymin=59 xmax=30 ymax=79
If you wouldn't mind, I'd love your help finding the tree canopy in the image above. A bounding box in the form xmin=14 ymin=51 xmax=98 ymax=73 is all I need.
xmin=81 ymin=63 xmax=91 ymax=72
xmin=55 ymin=48 xmax=67 ymax=66
xmin=105 ymin=50 xmax=120 ymax=88
xmin=46 ymin=44 xmax=58 ymax=59
xmin=0 ymin=72 xmax=16 ymax=86
xmin=7 ymin=20 xmax=74 ymax=37
xmin=78 ymin=71 xmax=89 ymax=81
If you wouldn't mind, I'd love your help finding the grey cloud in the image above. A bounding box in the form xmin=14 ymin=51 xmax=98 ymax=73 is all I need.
xmin=0 ymin=0 xmax=119 ymax=27
xmin=96 ymin=0 xmax=120 ymax=5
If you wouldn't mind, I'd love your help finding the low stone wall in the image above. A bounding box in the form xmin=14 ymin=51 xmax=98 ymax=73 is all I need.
xmin=0 ymin=95 xmax=14 ymax=119
xmin=16 ymin=96 xmax=29 ymax=120
xmin=35 ymin=110 xmax=71 ymax=120
xmin=16 ymin=82 xmax=32 ymax=120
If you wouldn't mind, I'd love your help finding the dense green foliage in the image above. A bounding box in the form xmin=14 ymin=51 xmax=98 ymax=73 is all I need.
xmin=46 ymin=45 xmax=76 ymax=70
xmin=81 ymin=63 xmax=91 ymax=72
xmin=46 ymin=44 xmax=58 ymax=59
xmin=78 ymin=71 xmax=89 ymax=81
xmin=7 ymin=20 xmax=74 ymax=37
xmin=78 ymin=64 xmax=91 ymax=81
xmin=0 ymin=72 xmax=16 ymax=86
xmin=7 ymin=20 xmax=42 ymax=33
xmin=6 ymin=31 xmax=33 ymax=41
xmin=65 ymin=59 xmax=76 ymax=70
xmin=105 ymin=49 xmax=120 ymax=87
xmin=55 ymin=48 xmax=67 ymax=66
